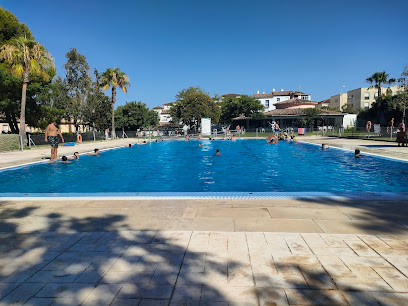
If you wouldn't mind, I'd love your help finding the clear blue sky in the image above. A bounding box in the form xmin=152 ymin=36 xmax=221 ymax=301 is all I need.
xmin=1 ymin=0 xmax=407 ymax=108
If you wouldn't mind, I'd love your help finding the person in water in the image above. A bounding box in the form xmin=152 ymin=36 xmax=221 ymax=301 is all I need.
xmin=60 ymin=156 xmax=71 ymax=163
xmin=321 ymin=143 xmax=329 ymax=150
xmin=198 ymin=143 xmax=202 ymax=147
xmin=67 ymin=152 xmax=80 ymax=160
xmin=215 ymin=149 xmax=221 ymax=155
xmin=355 ymin=149 xmax=361 ymax=158
xmin=87 ymin=148 xmax=100 ymax=155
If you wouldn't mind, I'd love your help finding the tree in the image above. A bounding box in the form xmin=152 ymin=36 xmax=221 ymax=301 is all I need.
xmin=100 ymin=68 xmax=130 ymax=138
xmin=0 ymin=7 xmax=32 ymax=46
xmin=220 ymin=95 xmax=264 ymax=123
xmin=296 ymin=108 xmax=321 ymax=128
xmin=63 ymin=48 xmax=92 ymax=132
xmin=366 ymin=71 xmax=396 ymax=125
xmin=341 ymin=103 xmax=358 ymax=114
xmin=170 ymin=87 xmax=220 ymax=127
xmin=115 ymin=101 xmax=159 ymax=130
xmin=82 ymin=69 xmax=111 ymax=131
xmin=0 ymin=36 xmax=55 ymax=142
xmin=397 ymin=66 xmax=408 ymax=127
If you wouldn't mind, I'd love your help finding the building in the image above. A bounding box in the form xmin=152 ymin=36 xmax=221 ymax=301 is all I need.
xmin=316 ymin=99 xmax=330 ymax=109
xmin=232 ymin=108 xmax=357 ymax=130
xmin=253 ymin=89 xmax=311 ymax=112
xmin=152 ymin=102 xmax=178 ymax=127
xmin=330 ymin=85 xmax=399 ymax=111
xmin=274 ymin=98 xmax=318 ymax=110
xmin=221 ymin=93 xmax=241 ymax=99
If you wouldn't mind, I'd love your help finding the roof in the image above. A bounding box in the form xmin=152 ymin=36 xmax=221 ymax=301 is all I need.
xmin=318 ymin=99 xmax=330 ymax=104
xmin=254 ymin=90 xmax=307 ymax=98
xmin=274 ymin=98 xmax=318 ymax=105
xmin=221 ymin=93 xmax=240 ymax=97
xmin=161 ymin=110 xmax=171 ymax=115
xmin=153 ymin=106 xmax=163 ymax=109
xmin=263 ymin=108 xmax=344 ymax=116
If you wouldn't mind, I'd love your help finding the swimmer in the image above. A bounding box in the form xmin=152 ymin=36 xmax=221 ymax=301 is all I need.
xmin=60 ymin=156 xmax=71 ymax=163
xmin=198 ymin=143 xmax=202 ymax=147
xmin=127 ymin=144 xmax=132 ymax=148
xmin=185 ymin=135 xmax=190 ymax=141
xmin=321 ymin=144 xmax=329 ymax=150
xmin=67 ymin=152 xmax=80 ymax=160
xmin=139 ymin=141 xmax=147 ymax=145
xmin=231 ymin=134 xmax=236 ymax=141
xmin=215 ymin=149 xmax=221 ymax=155
xmin=355 ymin=149 xmax=361 ymax=158
xmin=87 ymin=148 xmax=100 ymax=155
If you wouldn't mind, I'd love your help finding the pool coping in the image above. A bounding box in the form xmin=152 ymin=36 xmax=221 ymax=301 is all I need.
xmin=1 ymin=192 xmax=408 ymax=201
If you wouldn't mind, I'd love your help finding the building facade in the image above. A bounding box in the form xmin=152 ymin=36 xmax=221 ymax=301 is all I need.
xmin=253 ymin=89 xmax=311 ymax=112
xmin=152 ymin=102 xmax=177 ymax=126
xmin=330 ymin=85 xmax=399 ymax=111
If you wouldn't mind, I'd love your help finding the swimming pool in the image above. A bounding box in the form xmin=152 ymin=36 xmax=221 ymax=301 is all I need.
xmin=1 ymin=139 xmax=408 ymax=196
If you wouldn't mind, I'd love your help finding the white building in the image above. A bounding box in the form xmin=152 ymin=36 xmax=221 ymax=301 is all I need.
xmin=253 ymin=89 xmax=311 ymax=112
xmin=152 ymin=102 xmax=176 ymax=126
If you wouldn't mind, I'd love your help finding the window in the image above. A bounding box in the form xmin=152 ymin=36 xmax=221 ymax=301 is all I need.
xmin=301 ymin=96 xmax=308 ymax=100
xmin=364 ymin=102 xmax=369 ymax=109
xmin=364 ymin=93 xmax=369 ymax=100
xmin=276 ymin=98 xmax=280 ymax=102
xmin=374 ymin=92 xmax=378 ymax=99
xmin=265 ymin=100 xmax=269 ymax=109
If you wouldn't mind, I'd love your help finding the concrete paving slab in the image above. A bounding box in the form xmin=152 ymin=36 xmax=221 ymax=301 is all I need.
xmin=177 ymin=218 xmax=234 ymax=231
xmin=315 ymin=220 xmax=408 ymax=235
xmin=197 ymin=208 xmax=271 ymax=218
xmin=267 ymin=207 xmax=350 ymax=220
xmin=234 ymin=219 xmax=323 ymax=233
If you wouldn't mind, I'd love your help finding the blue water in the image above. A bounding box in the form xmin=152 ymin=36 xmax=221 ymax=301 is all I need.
xmin=1 ymin=140 xmax=408 ymax=194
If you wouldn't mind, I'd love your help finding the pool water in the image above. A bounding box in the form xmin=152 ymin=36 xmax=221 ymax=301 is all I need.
xmin=1 ymin=139 xmax=408 ymax=194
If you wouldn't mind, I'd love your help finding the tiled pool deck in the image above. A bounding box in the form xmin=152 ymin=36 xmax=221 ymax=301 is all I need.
xmin=1 ymin=137 xmax=408 ymax=305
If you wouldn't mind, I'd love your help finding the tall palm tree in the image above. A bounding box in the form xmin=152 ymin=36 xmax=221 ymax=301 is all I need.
xmin=0 ymin=36 xmax=54 ymax=144
xmin=100 ymin=68 xmax=130 ymax=138
xmin=366 ymin=71 xmax=396 ymax=125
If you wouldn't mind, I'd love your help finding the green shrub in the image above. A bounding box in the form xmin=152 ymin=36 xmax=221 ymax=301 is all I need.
xmin=0 ymin=134 xmax=20 ymax=152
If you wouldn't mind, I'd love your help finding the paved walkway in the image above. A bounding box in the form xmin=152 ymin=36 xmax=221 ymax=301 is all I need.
xmin=1 ymin=199 xmax=408 ymax=305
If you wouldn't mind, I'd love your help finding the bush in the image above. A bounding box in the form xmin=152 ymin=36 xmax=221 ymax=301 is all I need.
xmin=0 ymin=134 xmax=20 ymax=152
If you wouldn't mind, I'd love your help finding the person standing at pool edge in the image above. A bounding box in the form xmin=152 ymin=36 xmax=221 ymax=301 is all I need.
xmin=45 ymin=119 xmax=64 ymax=161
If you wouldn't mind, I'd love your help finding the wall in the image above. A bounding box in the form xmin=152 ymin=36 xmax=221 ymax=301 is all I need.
xmin=330 ymin=93 xmax=348 ymax=110
xmin=342 ymin=114 xmax=357 ymax=128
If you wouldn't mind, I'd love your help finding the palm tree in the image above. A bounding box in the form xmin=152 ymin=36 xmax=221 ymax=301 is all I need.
xmin=100 ymin=68 xmax=130 ymax=139
xmin=366 ymin=71 xmax=396 ymax=124
xmin=0 ymin=36 xmax=54 ymax=144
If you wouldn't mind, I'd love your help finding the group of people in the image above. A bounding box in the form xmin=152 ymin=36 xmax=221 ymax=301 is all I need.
xmin=321 ymin=143 xmax=361 ymax=158
xmin=45 ymin=120 xmax=103 ymax=163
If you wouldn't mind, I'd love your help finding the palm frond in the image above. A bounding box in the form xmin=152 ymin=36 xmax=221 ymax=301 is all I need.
xmin=102 ymin=84 xmax=110 ymax=91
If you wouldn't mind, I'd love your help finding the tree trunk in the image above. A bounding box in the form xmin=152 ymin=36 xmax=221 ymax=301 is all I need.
xmin=5 ymin=113 xmax=19 ymax=134
xmin=111 ymin=86 xmax=116 ymax=139
xmin=19 ymin=81 xmax=28 ymax=145
xmin=377 ymin=83 xmax=386 ymax=125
